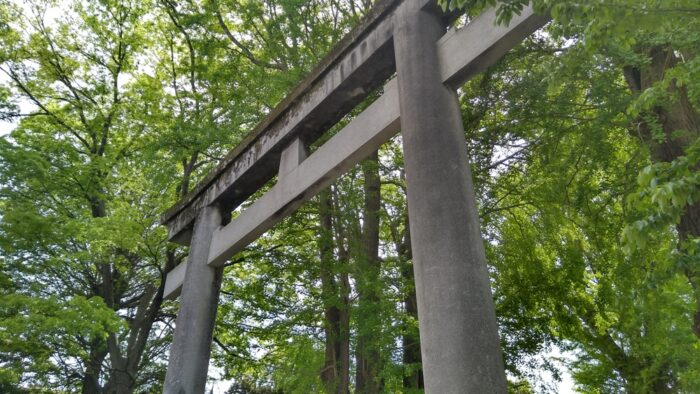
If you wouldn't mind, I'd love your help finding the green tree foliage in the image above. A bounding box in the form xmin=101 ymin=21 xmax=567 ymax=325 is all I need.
xmin=443 ymin=0 xmax=700 ymax=391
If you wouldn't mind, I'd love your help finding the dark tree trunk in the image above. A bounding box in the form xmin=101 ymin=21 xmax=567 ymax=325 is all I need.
xmin=81 ymin=342 xmax=108 ymax=394
xmin=355 ymin=153 xmax=382 ymax=394
xmin=80 ymin=197 xmax=111 ymax=393
xmin=386 ymin=169 xmax=423 ymax=391
xmin=319 ymin=189 xmax=351 ymax=393
xmin=398 ymin=217 xmax=423 ymax=390
xmin=105 ymin=279 xmax=166 ymax=393
xmin=623 ymin=45 xmax=700 ymax=339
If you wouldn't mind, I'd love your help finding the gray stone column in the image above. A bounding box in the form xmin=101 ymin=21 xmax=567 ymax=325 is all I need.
xmin=164 ymin=204 xmax=224 ymax=393
xmin=393 ymin=3 xmax=507 ymax=393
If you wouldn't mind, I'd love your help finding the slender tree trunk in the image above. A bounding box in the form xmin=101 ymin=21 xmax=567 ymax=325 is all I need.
xmin=355 ymin=153 xmax=382 ymax=394
xmin=319 ymin=189 xmax=351 ymax=393
xmin=81 ymin=196 xmax=111 ymax=393
xmin=623 ymin=45 xmax=700 ymax=339
xmin=398 ymin=216 xmax=423 ymax=391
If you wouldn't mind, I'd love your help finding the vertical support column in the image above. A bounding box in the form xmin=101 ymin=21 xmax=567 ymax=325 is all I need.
xmin=393 ymin=3 xmax=507 ymax=393
xmin=164 ymin=204 xmax=224 ymax=393
xmin=278 ymin=137 xmax=307 ymax=179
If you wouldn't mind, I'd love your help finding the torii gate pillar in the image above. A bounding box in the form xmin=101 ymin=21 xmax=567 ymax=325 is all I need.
xmin=394 ymin=3 xmax=507 ymax=393
xmin=164 ymin=205 xmax=224 ymax=392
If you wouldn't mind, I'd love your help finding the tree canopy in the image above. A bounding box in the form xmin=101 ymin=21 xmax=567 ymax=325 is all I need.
xmin=1 ymin=0 xmax=699 ymax=392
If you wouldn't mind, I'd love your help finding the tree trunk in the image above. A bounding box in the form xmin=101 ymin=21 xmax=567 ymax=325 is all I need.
xmin=319 ymin=189 xmax=351 ymax=394
xmin=355 ymin=154 xmax=382 ymax=394
xmin=623 ymin=45 xmax=700 ymax=339
xmin=398 ymin=216 xmax=423 ymax=391
xmin=81 ymin=341 xmax=108 ymax=394
xmin=105 ymin=278 xmax=166 ymax=393
xmin=80 ymin=197 xmax=111 ymax=393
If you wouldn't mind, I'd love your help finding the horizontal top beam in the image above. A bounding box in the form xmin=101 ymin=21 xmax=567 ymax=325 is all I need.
xmin=160 ymin=0 xmax=548 ymax=246
xmin=163 ymin=5 xmax=550 ymax=299
xmin=161 ymin=0 xmax=438 ymax=244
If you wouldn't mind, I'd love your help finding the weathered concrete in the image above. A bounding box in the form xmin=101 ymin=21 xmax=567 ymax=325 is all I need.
xmin=438 ymin=5 xmax=549 ymax=89
xmin=161 ymin=0 xmax=438 ymax=245
xmin=161 ymin=0 xmax=547 ymax=248
xmin=278 ymin=138 xmax=307 ymax=179
xmin=394 ymin=3 xmax=508 ymax=393
xmin=163 ymin=258 xmax=187 ymax=300
xmin=163 ymin=4 xmax=547 ymax=300
xmin=164 ymin=205 xmax=224 ymax=393
xmin=208 ymin=79 xmax=400 ymax=267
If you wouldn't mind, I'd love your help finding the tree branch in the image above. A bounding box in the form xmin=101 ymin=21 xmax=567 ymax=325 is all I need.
xmin=213 ymin=2 xmax=287 ymax=71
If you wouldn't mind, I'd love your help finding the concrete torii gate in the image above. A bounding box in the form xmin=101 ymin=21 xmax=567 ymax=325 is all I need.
xmin=160 ymin=1 xmax=548 ymax=392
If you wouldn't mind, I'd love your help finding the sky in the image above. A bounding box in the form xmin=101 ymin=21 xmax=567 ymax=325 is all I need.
xmin=0 ymin=70 xmax=15 ymax=136
xmin=0 ymin=57 xmax=27 ymax=137
xmin=0 ymin=117 xmax=15 ymax=137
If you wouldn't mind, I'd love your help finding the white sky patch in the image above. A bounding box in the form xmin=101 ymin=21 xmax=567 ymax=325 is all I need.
xmin=0 ymin=69 xmax=38 ymax=137
xmin=208 ymin=364 xmax=235 ymax=394
xmin=542 ymin=346 xmax=577 ymax=393
xmin=0 ymin=72 xmax=18 ymax=136
xmin=0 ymin=119 xmax=15 ymax=137
xmin=0 ymin=0 xmax=65 ymax=137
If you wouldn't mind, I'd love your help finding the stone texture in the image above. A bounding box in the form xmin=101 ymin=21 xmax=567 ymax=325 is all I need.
xmin=393 ymin=3 xmax=508 ymax=393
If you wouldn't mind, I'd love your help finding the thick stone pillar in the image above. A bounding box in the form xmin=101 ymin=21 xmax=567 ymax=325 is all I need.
xmin=393 ymin=3 xmax=507 ymax=393
xmin=164 ymin=204 xmax=224 ymax=393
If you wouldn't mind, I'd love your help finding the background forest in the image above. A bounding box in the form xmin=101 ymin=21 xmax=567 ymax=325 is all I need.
xmin=0 ymin=0 xmax=699 ymax=392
